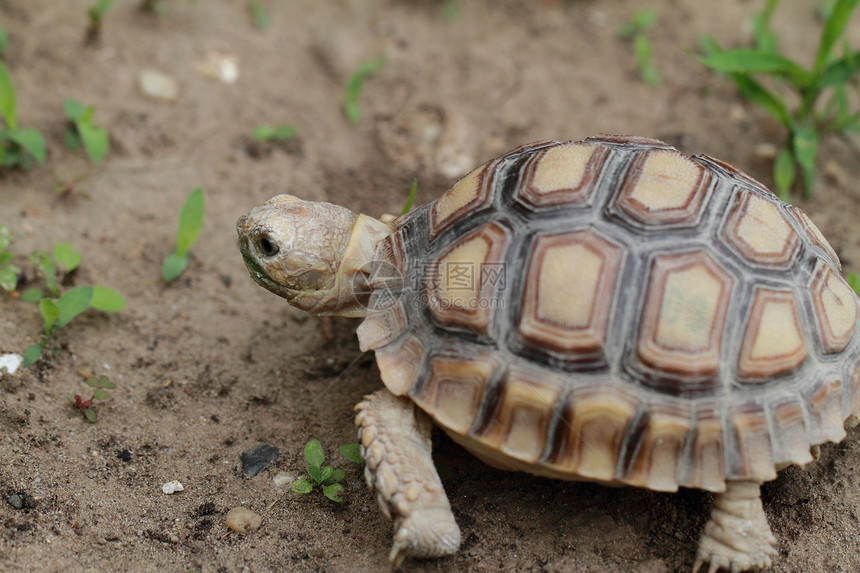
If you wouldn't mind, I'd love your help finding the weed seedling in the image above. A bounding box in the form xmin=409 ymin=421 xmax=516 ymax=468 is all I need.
xmin=163 ymin=187 xmax=205 ymax=283
xmin=248 ymin=2 xmax=271 ymax=31
xmin=253 ymin=124 xmax=297 ymax=142
xmin=0 ymin=226 xmax=20 ymax=292
xmin=0 ymin=62 xmax=46 ymax=169
xmin=68 ymin=374 xmax=116 ymax=422
xmin=20 ymin=242 xmax=125 ymax=367
xmin=617 ymin=9 xmax=661 ymax=86
xmin=292 ymin=440 xmax=363 ymax=502
xmin=63 ymin=99 xmax=109 ymax=164
xmin=344 ymin=55 xmax=385 ymax=125
xmin=86 ymin=0 xmax=115 ymax=45
xmin=698 ymin=0 xmax=860 ymax=198
xmin=400 ymin=179 xmax=418 ymax=215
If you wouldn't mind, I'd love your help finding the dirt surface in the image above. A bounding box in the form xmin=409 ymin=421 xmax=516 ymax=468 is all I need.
xmin=2 ymin=1 xmax=860 ymax=572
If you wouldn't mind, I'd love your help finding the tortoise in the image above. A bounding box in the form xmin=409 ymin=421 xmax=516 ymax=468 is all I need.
xmin=236 ymin=135 xmax=860 ymax=572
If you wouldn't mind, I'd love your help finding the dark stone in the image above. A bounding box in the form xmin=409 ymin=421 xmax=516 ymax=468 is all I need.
xmin=116 ymin=449 xmax=133 ymax=462
xmin=240 ymin=443 xmax=280 ymax=477
xmin=6 ymin=494 xmax=23 ymax=510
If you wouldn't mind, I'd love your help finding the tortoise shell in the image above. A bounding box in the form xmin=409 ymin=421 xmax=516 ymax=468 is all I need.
xmin=356 ymin=135 xmax=860 ymax=493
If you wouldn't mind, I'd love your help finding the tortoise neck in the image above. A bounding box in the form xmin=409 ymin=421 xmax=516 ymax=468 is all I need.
xmin=330 ymin=214 xmax=395 ymax=318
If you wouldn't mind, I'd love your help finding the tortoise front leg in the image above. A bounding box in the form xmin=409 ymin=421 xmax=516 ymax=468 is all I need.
xmin=694 ymin=480 xmax=777 ymax=573
xmin=355 ymin=389 xmax=461 ymax=565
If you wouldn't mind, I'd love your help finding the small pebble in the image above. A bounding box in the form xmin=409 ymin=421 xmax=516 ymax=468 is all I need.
xmin=197 ymin=52 xmax=240 ymax=84
xmin=137 ymin=70 xmax=178 ymax=102
xmin=241 ymin=444 xmax=280 ymax=477
xmin=754 ymin=143 xmax=778 ymax=161
xmin=7 ymin=494 xmax=23 ymax=509
xmin=273 ymin=471 xmax=295 ymax=489
xmin=0 ymin=353 xmax=23 ymax=377
xmin=226 ymin=507 xmax=262 ymax=534
xmin=161 ymin=480 xmax=184 ymax=494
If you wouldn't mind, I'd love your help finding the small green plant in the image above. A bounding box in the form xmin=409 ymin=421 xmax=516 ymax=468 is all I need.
xmin=698 ymin=0 xmax=860 ymax=198
xmin=248 ymin=1 xmax=271 ymax=31
xmin=848 ymin=272 xmax=860 ymax=294
xmin=63 ymin=99 xmax=109 ymax=164
xmin=343 ymin=55 xmax=385 ymax=125
xmin=399 ymin=179 xmax=418 ymax=215
xmin=253 ymin=124 xmax=297 ymax=142
xmin=0 ymin=226 xmax=20 ymax=292
xmin=292 ymin=440 xmax=363 ymax=502
xmin=68 ymin=374 xmax=116 ymax=422
xmin=617 ymin=9 xmax=661 ymax=86
xmin=21 ymin=242 xmax=125 ymax=367
xmin=0 ymin=62 xmax=46 ymax=169
xmin=163 ymin=187 xmax=205 ymax=283
xmin=86 ymin=0 xmax=115 ymax=44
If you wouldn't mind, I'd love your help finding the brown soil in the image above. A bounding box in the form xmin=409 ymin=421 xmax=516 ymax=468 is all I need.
xmin=2 ymin=1 xmax=860 ymax=572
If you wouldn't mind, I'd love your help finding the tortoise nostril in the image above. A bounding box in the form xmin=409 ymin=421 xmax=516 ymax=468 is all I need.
xmin=257 ymin=236 xmax=279 ymax=257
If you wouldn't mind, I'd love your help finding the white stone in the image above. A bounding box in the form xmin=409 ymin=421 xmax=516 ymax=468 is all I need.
xmin=137 ymin=70 xmax=179 ymax=102
xmin=0 ymin=353 xmax=23 ymax=377
xmin=161 ymin=480 xmax=184 ymax=494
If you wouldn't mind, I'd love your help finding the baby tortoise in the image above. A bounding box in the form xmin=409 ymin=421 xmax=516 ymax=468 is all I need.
xmin=237 ymin=135 xmax=860 ymax=571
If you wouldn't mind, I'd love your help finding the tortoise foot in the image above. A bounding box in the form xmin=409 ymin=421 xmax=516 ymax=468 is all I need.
xmin=390 ymin=508 xmax=461 ymax=565
xmin=694 ymin=480 xmax=777 ymax=573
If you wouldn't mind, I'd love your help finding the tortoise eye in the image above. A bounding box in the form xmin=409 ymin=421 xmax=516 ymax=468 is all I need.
xmin=257 ymin=235 xmax=279 ymax=257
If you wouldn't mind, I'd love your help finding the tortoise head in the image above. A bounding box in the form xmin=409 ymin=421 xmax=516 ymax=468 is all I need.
xmin=237 ymin=195 xmax=393 ymax=317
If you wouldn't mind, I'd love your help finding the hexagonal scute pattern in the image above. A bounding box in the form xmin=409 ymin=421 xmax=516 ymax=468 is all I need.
xmin=514 ymin=142 xmax=608 ymax=209
xmin=426 ymin=222 xmax=511 ymax=335
xmin=737 ymin=287 xmax=808 ymax=380
xmin=429 ymin=161 xmax=494 ymax=238
xmin=612 ymin=149 xmax=712 ymax=227
xmin=518 ymin=229 xmax=624 ymax=359
xmin=722 ymin=191 xmax=799 ymax=267
xmin=637 ymin=251 xmax=734 ymax=378
xmin=810 ymin=263 xmax=858 ymax=353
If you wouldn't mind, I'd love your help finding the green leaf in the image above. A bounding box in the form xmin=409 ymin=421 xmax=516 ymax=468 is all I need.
xmin=67 ymin=393 xmax=77 ymax=403
xmin=699 ymin=50 xmax=812 ymax=87
xmin=98 ymin=375 xmax=115 ymax=389
xmin=319 ymin=465 xmax=333 ymax=483
xmin=773 ymin=147 xmax=796 ymax=199
xmin=307 ymin=464 xmax=322 ymax=484
xmin=77 ymin=122 xmax=108 ymax=163
xmin=400 ymin=179 xmax=418 ymax=215
xmin=0 ymin=61 xmax=17 ymax=131
xmin=726 ymin=73 xmax=792 ymax=127
xmin=64 ymin=126 xmax=82 ymax=151
xmin=39 ymin=298 xmax=60 ymax=335
xmin=304 ymin=439 xmax=325 ymax=467
xmin=84 ymin=407 xmax=97 ymax=422
xmin=63 ymin=99 xmax=88 ymax=121
xmin=248 ymin=1 xmax=271 ymax=30
xmin=22 ymin=343 xmax=43 ymax=367
xmin=330 ymin=469 xmax=345 ymax=483
xmin=344 ymin=55 xmax=385 ymax=125
xmin=848 ymin=272 xmax=860 ymax=294
xmin=339 ymin=443 xmax=363 ymax=464
xmin=322 ymin=483 xmax=344 ymax=502
xmin=253 ymin=124 xmax=297 ymax=141
xmin=93 ymin=388 xmax=110 ymax=400
xmin=20 ymin=288 xmax=43 ymax=302
xmin=90 ymin=286 xmax=125 ymax=311
xmin=55 ymin=285 xmax=93 ymax=329
xmin=89 ymin=0 xmax=115 ymax=22
xmin=162 ymin=252 xmax=188 ymax=283
xmin=814 ymin=0 xmax=860 ymax=74
xmin=31 ymin=250 xmax=59 ymax=296
xmin=291 ymin=475 xmax=313 ymax=494
xmin=792 ymin=126 xmax=820 ymax=198
xmin=8 ymin=127 xmax=45 ymax=164
xmin=86 ymin=376 xmax=100 ymax=388
xmin=819 ymin=50 xmax=860 ymax=86
xmin=53 ymin=242 xmax=82 ymax=272
xmin=0 ymin=24 xmax=8 ymax=56
xmin=175 ymin=187 xmax=205 ymax=257
xmin=0 ymin=265 xmax=20 ymax=291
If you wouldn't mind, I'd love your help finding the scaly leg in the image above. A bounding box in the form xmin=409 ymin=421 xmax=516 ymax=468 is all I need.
xmin=694 ymin=480 xmax=777 ymax=573
xmin=355 ymin=389 xmax=461 ymax=564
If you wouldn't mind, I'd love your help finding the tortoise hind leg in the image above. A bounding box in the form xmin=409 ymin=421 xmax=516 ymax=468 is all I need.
xmin=355 ymin=389 xmax=461 ymax=565
xmin=694 ymin=480 xmax=777 ymax=573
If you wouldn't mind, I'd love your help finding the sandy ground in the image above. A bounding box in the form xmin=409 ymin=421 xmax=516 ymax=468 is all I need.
xmin=2 ymin=1 xmax=860 ymax=572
